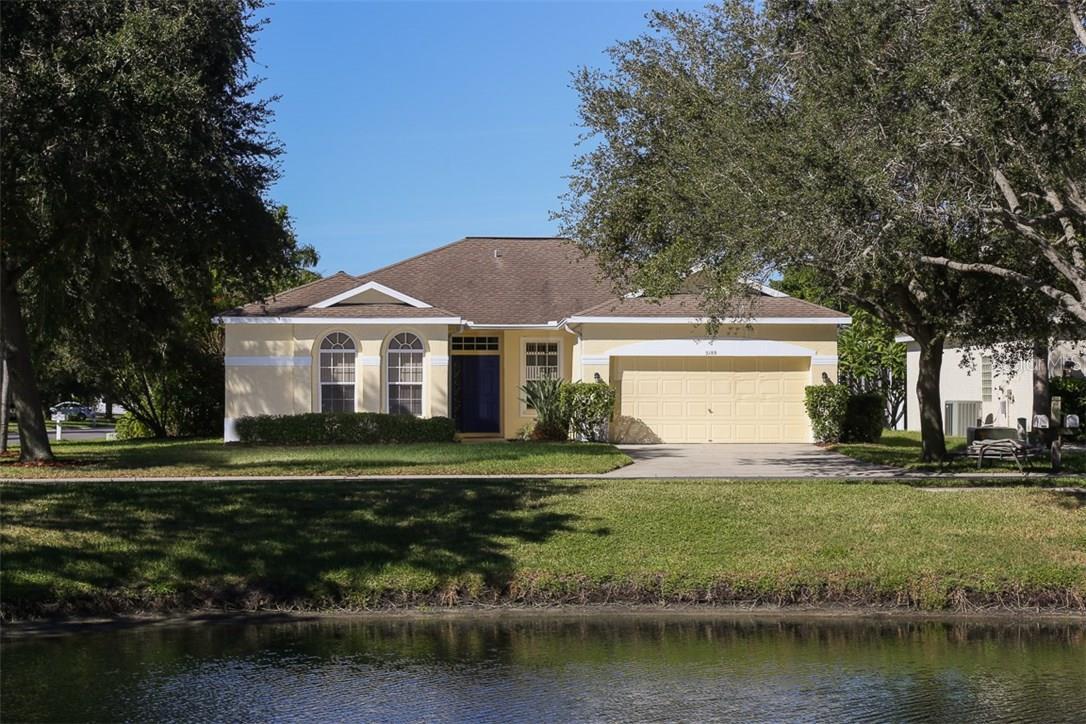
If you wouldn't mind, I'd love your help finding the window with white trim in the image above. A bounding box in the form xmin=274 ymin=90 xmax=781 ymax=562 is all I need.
xmin=319 ymin=332 xmax=356 ymax=413
xmin=451 ymin=335 xmax=499 ymax=351
xmin=387 ymin=332 xmax=424 ymax=416
xmin=981 ymin=355 xmax=993 ymax=402
xmin=525 ymin=341 xmax=560 ymax=382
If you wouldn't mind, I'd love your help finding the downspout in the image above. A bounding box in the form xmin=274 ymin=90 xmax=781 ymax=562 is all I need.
xmin=561 ymin=320 xmax=584 ymax=381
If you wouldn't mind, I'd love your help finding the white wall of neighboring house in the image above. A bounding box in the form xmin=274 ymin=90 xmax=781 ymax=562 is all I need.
xmin=903 ymin=341 xmax=1086 ymax=434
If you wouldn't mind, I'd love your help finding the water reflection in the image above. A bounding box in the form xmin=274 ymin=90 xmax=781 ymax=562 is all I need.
xmin=3 ymin=615 xmax=1084 ymax=722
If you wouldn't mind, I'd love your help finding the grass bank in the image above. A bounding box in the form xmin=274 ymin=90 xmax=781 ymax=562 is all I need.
xmin=834 ymin=430 xmax=1086 ymax=474
xmin=0 ymin=439 xmax=630 ymax=478
xmin=2 ymin=479 xmax=1083 ymax=619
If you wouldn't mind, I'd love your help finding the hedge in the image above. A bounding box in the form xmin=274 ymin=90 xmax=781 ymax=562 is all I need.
xmin=235 ymin=412 xmax=456 ymax=444
xmin=804 ymin=384 xmax=850 ymax=443
xmin=560 ymin=381 xmax=616 ymax=442
xmin=114 ymin=413 xmax=154 ymax=440
xmin=806 ymin=385 xmax=886 ymax=444
xmin=843 ymin=392 xmax=885 ymax=443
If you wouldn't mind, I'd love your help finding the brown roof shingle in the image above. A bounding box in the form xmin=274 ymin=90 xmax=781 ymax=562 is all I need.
xmin=569 ymin=293 xmax=847 ymax=319
xmin=224 ymin=238 xmax=846 ymax=323
xmin=359 ymin=237 xmax=616 ymax=324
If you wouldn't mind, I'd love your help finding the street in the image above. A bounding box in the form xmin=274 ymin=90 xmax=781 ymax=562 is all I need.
xmin=5 ymin=424 xmax=116 ymax=444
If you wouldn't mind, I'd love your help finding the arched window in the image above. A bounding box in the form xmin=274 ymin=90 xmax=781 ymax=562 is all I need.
xmin=319 ymin=332 xmax=356 ymax=413
xmin=387 ymin=332 xmax=424 ymax=416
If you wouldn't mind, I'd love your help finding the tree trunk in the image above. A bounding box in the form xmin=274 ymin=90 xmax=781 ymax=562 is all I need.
xmin=0 ymin=357 xmax=10 ymax=455
xmin=1032 ymin=340 xmax=1050 ymax=423
xmin=0 ymin=267 xmax=54 ymax=461
xmin=916 ymin=336 xmax=948 ymax=462
xmin=1032 ymin=340 xmax=1053 ymax=447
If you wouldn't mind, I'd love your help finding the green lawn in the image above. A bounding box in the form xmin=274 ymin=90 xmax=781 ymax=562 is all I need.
xmin=2 ymin=479 xmax=1083 ymax=617
xmin=0 ymin=439 xmax=630 ymax=478
xmin=834 ymin=430 xmax=1086 ymax=474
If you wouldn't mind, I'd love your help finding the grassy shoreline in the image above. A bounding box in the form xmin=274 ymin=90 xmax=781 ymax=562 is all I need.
xmin=3 ymin=478 xmax=1083 ymax=620
xmin=6 ymin=606 xmax=1085 ymax=640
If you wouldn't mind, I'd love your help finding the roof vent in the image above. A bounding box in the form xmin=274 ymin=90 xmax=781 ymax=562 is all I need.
xmin=493 ymin=249 xmax=502 ymax=258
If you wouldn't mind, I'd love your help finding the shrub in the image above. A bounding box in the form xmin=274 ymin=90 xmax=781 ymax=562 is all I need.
xmin=520 ymin=378 xmax=569 ymax=441
xmin=515 ymin=422 xmax=536 ymax=441
xmin=804 ymin=384 xmax=850 ymax=443
xmin=560 ymin=381 xmax=616 ymax=442
xmin=843 ymin=392 xmax=885 ymax=443
xmin=1052 ymin=376 xmax=1086 ymax=437
xmin=235 ymin=412 xmax=456 ymax=444
xmin=114 ymin=413 xmax=155 ymax=440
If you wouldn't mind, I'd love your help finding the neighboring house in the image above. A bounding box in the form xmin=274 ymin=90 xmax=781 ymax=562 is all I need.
xmin=217 ymin=237 xmax=848 ymax=443
xmin=901 ymin=339 xmax=1086 ymax=436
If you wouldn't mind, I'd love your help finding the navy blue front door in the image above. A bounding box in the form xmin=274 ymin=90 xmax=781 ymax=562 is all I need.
xmin=451 ymin=355 xmax=500 ymax=433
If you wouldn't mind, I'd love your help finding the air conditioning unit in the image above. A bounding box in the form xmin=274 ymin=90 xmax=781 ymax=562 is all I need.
xmin=945 ymin=400 xmax=982 ymax=438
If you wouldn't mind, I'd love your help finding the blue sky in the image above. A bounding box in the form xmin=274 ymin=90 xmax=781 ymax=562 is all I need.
xmin=254 ymin=1 xmax=699 ymax=275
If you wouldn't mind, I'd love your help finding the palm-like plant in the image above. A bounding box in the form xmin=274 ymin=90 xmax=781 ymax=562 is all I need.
xmin=521 ymin=378 xmax=568 ymax=440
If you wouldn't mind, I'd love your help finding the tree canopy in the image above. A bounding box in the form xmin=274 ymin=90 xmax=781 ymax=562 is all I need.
xmin=1 ymin=0 xmax=312 ymax=459
xmin=559 ymin=0 xmax=1076 ymax=460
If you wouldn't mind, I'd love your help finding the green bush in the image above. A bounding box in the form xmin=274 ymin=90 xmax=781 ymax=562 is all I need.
xmin=1051 ymin=376 xmax=1086 ymax=418
xmin=843 ymin=392 xmax=885 ymax=443
xmin=114 ymin=413 xmax=155 ymax=440
xmin=560 ymin=381 xmax=616 ymax=442
xmin=804 ymin=384 xmax=850 ymax=443
xmin=520 ymin=378 xmax=569 ymax=441
xmin=235 ymin=412 xmax=456 ymax=444
xmin=1052 ymin=376 xmax=1086 ymax=436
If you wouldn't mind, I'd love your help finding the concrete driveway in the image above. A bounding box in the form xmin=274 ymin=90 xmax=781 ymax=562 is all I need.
xmin=607 ymin=443 xmax=902 ymax=478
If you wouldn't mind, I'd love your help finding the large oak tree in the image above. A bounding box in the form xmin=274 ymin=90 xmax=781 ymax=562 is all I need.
xmin=2 ymin=1 xmax=305 ymax=460
xmin=559 ymin=0 xmax=1055 ymax=460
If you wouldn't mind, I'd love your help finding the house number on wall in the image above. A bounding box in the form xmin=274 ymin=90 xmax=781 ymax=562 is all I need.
xmin=705 ymin=350 xmax=718 ymax=356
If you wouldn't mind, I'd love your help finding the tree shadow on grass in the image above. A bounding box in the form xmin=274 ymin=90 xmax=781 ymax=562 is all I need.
xmin=0 ymin=479 xmax=587 ymax=612
xmin=5 ymin=441 xmax=624 ymax=475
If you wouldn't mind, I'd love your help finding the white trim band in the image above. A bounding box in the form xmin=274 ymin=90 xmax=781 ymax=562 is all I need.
xmin=360 ymin=355 xmax=381 ymax=367
xmin=598 ymin=339 xmax=819 ymax=359
xmin=466 ymin=322 xmax=561 ymax=328
xmin=215 ymin=316 xmax=463 ymax=325
xmin=812 ymin=355 xmax=839 ymax=365
xmin=565 ymin=316 xmax=851 ymax=325
xmin=224 ymin=356 xmax=311 ymax=367
xmin=310 ymin=281 xmax=433 ymax=309
xmin=430 ymin=355 xmax=450 ymax=367
xmin=582 ymin=355 xmax=609 ymax=365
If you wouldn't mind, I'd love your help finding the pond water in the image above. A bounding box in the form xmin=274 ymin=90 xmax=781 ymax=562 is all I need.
xmin=2 ymin=614 xmax=1084 ymax=723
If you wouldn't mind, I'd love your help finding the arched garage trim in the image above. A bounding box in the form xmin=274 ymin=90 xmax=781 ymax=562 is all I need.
xmin=584 ymin=339 xmax=823 ymax=364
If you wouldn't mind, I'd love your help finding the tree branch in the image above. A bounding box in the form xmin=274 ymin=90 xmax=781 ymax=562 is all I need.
xmin=1044 ymin=188 xmax=1086 ymax=273
xmin=1063 ymin=1 xmax=1086 ymax=47
xmin=919 ymin=255 xmax=1086 ymax=323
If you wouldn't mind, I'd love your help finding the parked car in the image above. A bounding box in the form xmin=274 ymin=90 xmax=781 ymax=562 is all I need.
xmin=49 ymin=401 xmax=95 ymax=421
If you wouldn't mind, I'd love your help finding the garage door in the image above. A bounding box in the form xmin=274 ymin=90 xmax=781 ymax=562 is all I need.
xmin=613 ymin=356 xmax=811 ymax=443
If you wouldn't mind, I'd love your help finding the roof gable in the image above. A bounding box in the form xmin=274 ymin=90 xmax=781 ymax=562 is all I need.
xmin=309 ymin=280 xmax=432 ymax=309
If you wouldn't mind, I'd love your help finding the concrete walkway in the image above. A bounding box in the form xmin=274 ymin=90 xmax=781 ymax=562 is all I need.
xmin=606 ymin=443 xmax=904 ymax=479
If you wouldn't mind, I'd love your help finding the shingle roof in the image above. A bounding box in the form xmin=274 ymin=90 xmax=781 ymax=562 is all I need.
xmin=359 ymin=237 xmax=616 ymax=324
xmin=223 ymin=237 xmax=846 ymax=323
xmin=569 ymin=293 xmax=848 ymax=319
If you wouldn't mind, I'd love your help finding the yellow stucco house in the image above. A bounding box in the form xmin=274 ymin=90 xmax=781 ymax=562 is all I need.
xmin=218 ymin=237 xmax=848 ymax=443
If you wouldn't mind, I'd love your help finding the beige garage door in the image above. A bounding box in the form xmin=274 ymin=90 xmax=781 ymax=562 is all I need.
xmin=614 ymin=356 xmax=811 ymax=443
